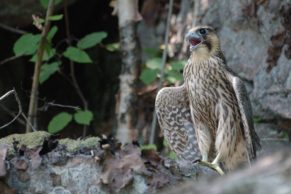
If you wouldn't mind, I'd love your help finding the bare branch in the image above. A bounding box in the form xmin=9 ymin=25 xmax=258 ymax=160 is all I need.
xmin=26 ymin=0 xmax=55 ymax=132
xmin=39 ymin=101 xmax=81 ymax=111
xmin=21 ymin=113 xmax=36 ymax=132
xmin=0 ymin=104 xmax=26 ymax=126
xmin=0 ymin=23 xmax=27 ymax=35
xmin=0 ymin=90 xmax=22 ymax=129
xmin=64 ymin=0 xmax=88 ymax=137
xmin=0 ymin=55 xmax=22 ymax=67
xmin=149 ymin=0 xmax=174 ymax=144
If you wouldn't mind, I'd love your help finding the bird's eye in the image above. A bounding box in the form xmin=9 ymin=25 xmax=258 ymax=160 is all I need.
xmin=199 ymin=29 xmax=207 ymax=35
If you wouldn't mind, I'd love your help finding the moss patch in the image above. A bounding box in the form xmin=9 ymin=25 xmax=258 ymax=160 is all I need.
xmin=0 ymin=131 xmax=100 ymax=155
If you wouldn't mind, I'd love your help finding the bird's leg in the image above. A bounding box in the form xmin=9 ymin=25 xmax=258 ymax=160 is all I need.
xmin=211 ymin=152 xmax=224 ymax=175
xmin=198 ymin=152 xmax=224 ymax=175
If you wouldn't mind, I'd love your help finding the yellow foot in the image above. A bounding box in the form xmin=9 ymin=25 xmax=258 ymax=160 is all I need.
xmin=198 ymin=161 xmax=225 ymax=175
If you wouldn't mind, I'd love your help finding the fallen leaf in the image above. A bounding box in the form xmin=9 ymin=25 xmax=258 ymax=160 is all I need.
xmin=100 ymin=144 xmax=146 ymax=192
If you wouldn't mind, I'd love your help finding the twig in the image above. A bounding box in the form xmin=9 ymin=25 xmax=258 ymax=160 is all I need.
xmin=0 ymin=104 xmax=26 ymax=126
xmin=149 ymin=0 xmax=174 ymax=144
xmin=64 ymin=0 xmax=89 ymax=137
xmin=26 ymin=0 xmax=55 ymax=132
xmin=0 ymin=90 xmax=22 ymax=129
xmin=261 ymin=138 xmax=289 ymax=142
xmin=22 ymin=113 xmax=36 ymax=132
xmin=0 ymin=23 xmax=27 ymax=35
xmin=0 ymin=55 xmax=23 ymax=66
xmin=39 ymin=101 xmax=80 ymax=111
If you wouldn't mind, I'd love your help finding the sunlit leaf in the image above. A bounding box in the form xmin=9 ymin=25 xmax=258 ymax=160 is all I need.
xmin=168 ymin=151 xmax=177 ymax=160
xmin=140 ymin=144 xmax=157 ymax=151
xmin=140 ymin=68 xmax=158 ymax=85
xmin=48 ymin=14 xmax=63 ymax=21
xmin=163 ymin=139 xmax=169 ymax=147
xmin=40 ymin=0 xmax=62 ymax=9
xmin=39 ymin=62 xmax=60 ymax=84
xmin=74 ymin=110 xmax=93 ymax=125
xmin=48 ymin=112 xmax=72 ymax=134
xmin=166 ymin=70 xmax=183 ymax=83
xmin=105 ymin=43 xmax=119 ymax=52
xmin=63 ymin=46 xmax=92 ymax=63
xmin=145 ymin=58 xmax=162 ymax=69
xmin=171 ymin=60 xmax=186 ymax=71
xmin=77 ymin=32 xmax=107 ymax=49
xmin=13 ymin=33 xmax=41 ymax=56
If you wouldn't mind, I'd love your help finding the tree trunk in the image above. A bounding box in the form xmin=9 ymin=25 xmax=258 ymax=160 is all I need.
xmin=115 ymin=0 xmax=141 ymax=143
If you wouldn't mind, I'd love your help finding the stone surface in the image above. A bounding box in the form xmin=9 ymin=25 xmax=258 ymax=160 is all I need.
xmin=138 ymin=0 xmax=291 ymax=121
xmin=162 ymin=149 xmax=291 ymax=194
xmin=197 ymin=0 xmax=291 ymax=120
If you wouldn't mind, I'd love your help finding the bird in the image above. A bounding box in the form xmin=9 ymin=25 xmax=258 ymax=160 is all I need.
xmin=155 ymin=25 xmax=261 ymax=175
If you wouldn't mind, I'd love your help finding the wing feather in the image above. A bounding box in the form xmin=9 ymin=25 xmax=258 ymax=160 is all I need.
xmin=228 ymin=74 xmax=261 ymax=159
xmin=155 ymin=84 xmax=201 ymax=161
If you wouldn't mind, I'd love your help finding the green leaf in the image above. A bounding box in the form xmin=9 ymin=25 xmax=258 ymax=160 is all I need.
xmin=77 ymin=32 xmax=107 ymax=49
xmin=166 ymin=70 xmax=183 ymax=83
xmin=144 ymin=48 xmax=160 ymax=58
xmin=47 ymin=26 xmax=58 ymax=42
xmin=146 ymin=58 xmax=162 ymax=70
xmin=39 ymin=62 xmax=60 ymax=84
xmin=40 ymin=0 xmax=62 ymax=8
xmin=253 ymin=116 xmax=263 ymax=123
xmin=63 ymin=46 xmax=92 ymax=63
xmin=140 ymin=69 xmax=158 ymax=85
xmin=13 ymin=34 xmax=41 ymax=56
xmin=140 ymin=144 xmax=157 ymax=151
xmin=163 ymin=139 xmax=169 ymax=147
xmin=48 ymin=14 xmax=63 ymax=21
xmin=30 ymin=48 xmax=56 ymax=62
xmin=105 ymin=43 xmax=119 ymax=52
xmin=168 ymin=151 xmax=177 ymax=160
xmin=74 ymin=110 xmax=93 ymax=125
xmin=171 ymin=60 xmax=186 ymax=71
xmin=48 ymin=112 xmax=72 ymax=134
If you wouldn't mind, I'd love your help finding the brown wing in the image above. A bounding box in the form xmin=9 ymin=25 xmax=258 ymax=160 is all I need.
xmin=228 ymin=74 xmax=261 ymax=159
xmin=155 ymin=84 xmax=201 ymax=161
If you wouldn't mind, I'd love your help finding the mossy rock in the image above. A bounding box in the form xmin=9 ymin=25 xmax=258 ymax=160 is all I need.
xmin=0 ymin=131 xmax=100 ymax=155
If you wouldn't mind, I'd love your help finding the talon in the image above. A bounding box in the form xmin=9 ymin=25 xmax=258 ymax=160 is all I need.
xmin=192 ymin=159 xmax=201 ymax=164
xmin=198 ymin=161 xmax=225 ymax=175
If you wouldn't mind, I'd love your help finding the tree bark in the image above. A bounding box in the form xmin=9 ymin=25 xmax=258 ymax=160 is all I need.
xmin=116 ymin=0 xmax=141 ymax=143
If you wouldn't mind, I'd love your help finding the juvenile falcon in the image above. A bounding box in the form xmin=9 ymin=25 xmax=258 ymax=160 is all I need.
xmin=155 ymin=26 xmax=260 ymax=175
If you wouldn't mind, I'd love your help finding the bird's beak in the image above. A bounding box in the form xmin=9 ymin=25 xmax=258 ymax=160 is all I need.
xmin=186 ymin=31 xmax=202 ymax=51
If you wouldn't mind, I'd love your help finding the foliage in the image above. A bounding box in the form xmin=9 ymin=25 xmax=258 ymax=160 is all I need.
xmin=12 ymin=0 xmax=108 ymax=134
xmin=77 ymin=32 xmax=107 ymax=49
xmin=13 ymin=34 xmax=41 ymax=56
xmin=48 ymin=112 xmax=73 ymax=134
xmin=74 ymin=110 xmax=93 ymax=125
xmin=48 ymin=110 xmax=93 ymax=134
xmin=63 ymin=46 xmax=92 ymax=63
xmin=140 ymin=144 xmax=157 ymax=151
xmin=139 ymin=48 xmax=186 ymax=85
xmin=163 ymin=139 xmax=177 ymax=160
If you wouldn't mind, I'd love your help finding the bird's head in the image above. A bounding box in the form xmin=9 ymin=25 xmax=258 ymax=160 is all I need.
xmin=186 ymin=26 xmax=221 ymax=57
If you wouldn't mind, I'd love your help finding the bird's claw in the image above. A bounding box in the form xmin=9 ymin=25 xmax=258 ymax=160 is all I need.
xmin=198 ymin=160 xmax=225 ymax=175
